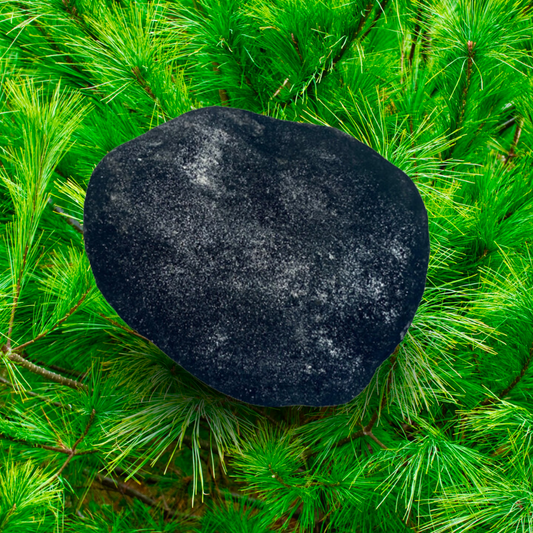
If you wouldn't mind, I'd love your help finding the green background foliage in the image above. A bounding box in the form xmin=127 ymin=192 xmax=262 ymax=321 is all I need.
xmin=0 ymin=0 xmax=532 ymax=531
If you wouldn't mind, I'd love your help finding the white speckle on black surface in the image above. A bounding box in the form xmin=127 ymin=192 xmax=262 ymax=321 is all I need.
xmin=83 ymin=106 xmax=430 ymax=407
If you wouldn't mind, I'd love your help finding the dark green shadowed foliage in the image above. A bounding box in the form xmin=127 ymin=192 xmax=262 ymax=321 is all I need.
xmin=0 ymin=0 xmax=532 ymax=531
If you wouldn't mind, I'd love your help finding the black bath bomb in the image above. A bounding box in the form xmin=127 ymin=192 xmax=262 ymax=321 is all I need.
xmin=83 ymin=106 xmax=429 ymax=407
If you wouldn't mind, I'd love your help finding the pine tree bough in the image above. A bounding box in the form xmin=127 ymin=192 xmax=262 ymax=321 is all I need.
xmin=1 ymin=347 xmax=88 ymax=391
xmin=39 ymin=408 xmax=96 ymax=489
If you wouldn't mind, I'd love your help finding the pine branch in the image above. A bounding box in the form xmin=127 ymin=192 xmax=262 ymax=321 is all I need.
xmin=360 ymin=0 xmax=390 ymax=41
xmin=38 ymin=361 xmax=86 ymax=379
xmin=408 ymin=6 xmax=422 ymax=68
xmin=457 ymin=40 xmax=476 ymax=132
xmin=504 ymin=117 xmax=524 ymax=164
xmin=17 ymin=353 xmax=87 ymax=379
xmin=268 ymin=464 xmax=342 ymax=490
xmin=291 ymin=33 xmax=303 ymax=63
xmin=276 ymin=0 xmax=390 ymax=106
xmin=59 ymin=0 xmax=99 ymax=43
xmin=93 ymin=471 xmax=169 ymax=514
xmin=211 ymin=62 xmax=230 ymax=105
xmin=41 ymin=408 xmax=96 ymax=487
xmin=1 ymin=345 xmax=88 ymax=391
xmin=334 ymin=414 xmax=386 ymax=451
xmin=331 ymin=1 xmax=373 ymax=71
xmin=15 ymin=1 xmax=89 ymax=83
xmin=188 ymin=1 xmax=259 ymax=102
xmin=0 ymin=411 xmax=97 ymax=456
xmin=334 ymin=347 xmax=400 ymax=451
xmin=131 ymin=66 xmax=157 ymax=102
xmin=1 ymin=1 xmax=532 ymax=529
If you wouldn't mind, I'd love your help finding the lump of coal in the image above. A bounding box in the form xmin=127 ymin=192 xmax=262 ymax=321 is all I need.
xmin=83 ymin=106 xmax=430 ymax=407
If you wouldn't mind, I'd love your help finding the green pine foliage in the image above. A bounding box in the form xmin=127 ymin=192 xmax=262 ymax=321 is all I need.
xmin=0 ymin=0 xmax=532 ymax=531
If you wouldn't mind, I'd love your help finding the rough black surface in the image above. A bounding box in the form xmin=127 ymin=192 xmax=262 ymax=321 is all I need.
xmin=83 ymin=106 xmax=430 ymax=407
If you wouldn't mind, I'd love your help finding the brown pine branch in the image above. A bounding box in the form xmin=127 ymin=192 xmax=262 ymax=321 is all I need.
xmin=360 ymin=0 xmax=390 ymax=42
xmin=212 ymin=62 xmax=230 ymax=105
xmin=131 ymin=66 xmax=157 ymax=101
xmin=16 ymin=2 xmax=91 ymax=83
xmin=363 ymin=410 xmax=381 ymax=434
xmin=291 ymin=33 xmax=303 ymax=63
xmin=0 ymin=430 xmax=98 ymax=456
xmin=334 ymin=412 xmax=388 ymax=451
xmin=504 ymin=117 xmax=524 ymax=165
xmin=305 ymin=1 xmax=373 ymax=100
xmin=275 ymin=1 xmax=389 ymax=106
xmin=364 ymin=428 xmax=387 ymax=450
xmin=325 ymin=0 xmax=388 ymax=76
xmin=93 ymin=470 xmax=168 ymax=512
xmin=1 ymin=345 xmax=88 ymax=391
xmin=457 ymin=40 xmax=476 ymax=131
xmin=41 ymin=408 xmax=96 ymax=487
xmin=331 ymin=1 xmax=373 ymax=69
xmin=408 ymin=7 xmax=422 ymax=68
xmin=0 ymin=408 xmax=97 ymax=462
xmin=27 ymin=359 xmax=86 ymax=379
